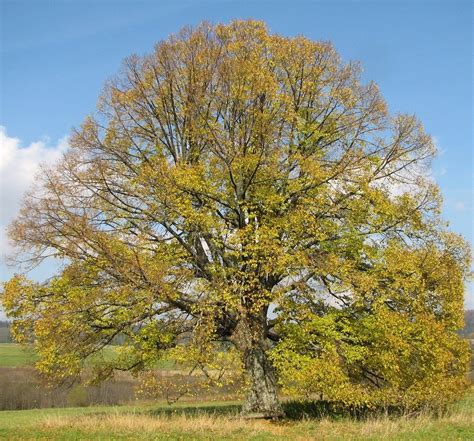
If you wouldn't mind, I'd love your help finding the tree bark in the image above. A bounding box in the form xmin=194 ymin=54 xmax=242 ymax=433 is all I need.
xmin=233 ymin=314 xmax=284 ymax=419
xmin=241 ymin=344 xmax=283 ymax=418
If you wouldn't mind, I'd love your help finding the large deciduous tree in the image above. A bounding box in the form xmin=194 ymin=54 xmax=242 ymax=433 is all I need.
xmin=2 ymin=20 xmax=471 ymax=417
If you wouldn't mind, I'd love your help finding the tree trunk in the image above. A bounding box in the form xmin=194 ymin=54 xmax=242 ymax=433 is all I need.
xmin=241 ymin=344 xmax=283 ymax=418
xmin=234 ymin=315 xmax=284 ymax=419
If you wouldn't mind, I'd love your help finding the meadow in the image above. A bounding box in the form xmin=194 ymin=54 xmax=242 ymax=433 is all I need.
xmin=0 ymin=389 xmax=472 ymax=440
xmin=0 ymin=343 xmax=38 ymax=367
xmin=0 ymin=343 xmax=473 ymax=439
xmin=0 ymin=344 xmax=238 ymax=411
xmin=0 ymin=343 xmax=176 ymax=369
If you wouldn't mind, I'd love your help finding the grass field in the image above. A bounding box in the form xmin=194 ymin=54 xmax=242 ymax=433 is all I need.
xmin=1 ymin=343 xmax=472 ymax=439
xmin=0 ymin=343 xmax=237 ymax=411
xmin=0 ymin=389 xmax=472 ymax=440
xmin=0 ymin=343 xmax=38 ymax=367
xmin=0 ymin=343 xmax=177 ymax=369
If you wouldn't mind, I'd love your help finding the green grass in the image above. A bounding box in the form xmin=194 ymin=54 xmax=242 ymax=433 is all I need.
xmin=0 ymin=390 xmax=472 ymax=440
xmin=1 ymin=343 xmax=472 ymax=439
xmin=0 ymin=343 xmax=178 ymax=369
xmin=0 ymin=343 xmax=38 ymax=367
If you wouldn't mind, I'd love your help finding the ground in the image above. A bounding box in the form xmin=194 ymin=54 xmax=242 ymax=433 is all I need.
xmin=0 ymin=343 xmax=472 ymax=440
xmin=0 ymin=389 xmax=472 ymax=440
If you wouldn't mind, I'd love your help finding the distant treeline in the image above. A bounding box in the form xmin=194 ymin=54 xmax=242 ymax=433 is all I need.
xmin=0 ymin=321 xmax=12 ymax=343
xmin=459 ymin=310 xmax=474 ymax=339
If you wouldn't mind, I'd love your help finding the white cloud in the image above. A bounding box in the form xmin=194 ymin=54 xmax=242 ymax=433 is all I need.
xmin=0 ymin=127 xmax=68 ymax=258
xmin=372 ymin=161 xmax=434 ymax=199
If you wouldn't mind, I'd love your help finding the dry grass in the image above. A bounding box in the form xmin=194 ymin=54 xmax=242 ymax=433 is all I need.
xmin=1 ymin=388 xmax=472 ymax=440
xmin=41 ymin=413 xmax=285 ymax=438
xmin=35 ymin=403 xmax=473 ymax=440
xmin=0 ymin=366 xmax=137 ymax=410
xmin=0 ymin=365 xmax=239 ymax=410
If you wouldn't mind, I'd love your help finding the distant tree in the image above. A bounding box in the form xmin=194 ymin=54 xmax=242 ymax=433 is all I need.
xmin=1 ymin=20 xmax=471 ymax=417
xmin=0 ymin=321 xmax=12 ymax=343
xmin=460 ymin=310 xmax=474 ymax=339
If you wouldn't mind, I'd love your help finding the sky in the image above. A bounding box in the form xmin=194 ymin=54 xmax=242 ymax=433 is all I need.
xmin=0 ymin=0 xmax=473 ymax=315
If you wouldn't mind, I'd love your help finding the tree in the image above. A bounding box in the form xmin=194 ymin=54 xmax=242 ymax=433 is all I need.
xmin=460 ymin=310 xmax=474 ymax=338
xmin=2 ymin=20 xmax=471 ymax=418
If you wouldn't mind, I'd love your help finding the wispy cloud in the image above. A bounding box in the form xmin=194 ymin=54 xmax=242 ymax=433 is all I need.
xmin=0 ymin=127 xmax=68 ymax=259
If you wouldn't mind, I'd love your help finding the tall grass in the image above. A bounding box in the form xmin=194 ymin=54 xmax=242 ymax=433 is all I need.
xmin=0 ymin=367 xmax=137 ymax=410
xmin=0 ymin=389 xmax=471 ymax=440
xmin=0 ymin=366 xmax=241 ymax=410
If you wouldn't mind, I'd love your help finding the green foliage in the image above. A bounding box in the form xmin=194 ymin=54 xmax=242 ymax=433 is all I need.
xmin=271 ymin=237 xmax=470 ymax=409
xmin=66 ymin=385 xmax=88 ymax=407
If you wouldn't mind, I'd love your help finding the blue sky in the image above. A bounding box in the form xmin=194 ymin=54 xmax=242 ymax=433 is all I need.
xmin=0 ymin=0 xmax=472 ymax=310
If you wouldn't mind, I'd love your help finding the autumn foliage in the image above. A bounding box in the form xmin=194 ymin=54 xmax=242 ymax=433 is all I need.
xmin=2 ymin=20 xmax=471 ymax=417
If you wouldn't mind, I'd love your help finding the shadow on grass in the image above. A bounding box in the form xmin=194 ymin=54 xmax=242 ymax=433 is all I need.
xmin=131 ymin=400 xmax=402 ymax=421
xmin=144 ymin=403 xmax=243 ymax=418
xmin=78 ymin=397 xmax=443 ymax=422
xmin=281 ymin=400 xmax=428 ymax=421
xmin=141 ymin=400 xmax=412 ymax=421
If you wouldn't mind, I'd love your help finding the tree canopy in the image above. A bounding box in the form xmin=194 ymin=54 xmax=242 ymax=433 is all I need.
xmin=2 ymin=20 xmax=471 ymax=417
